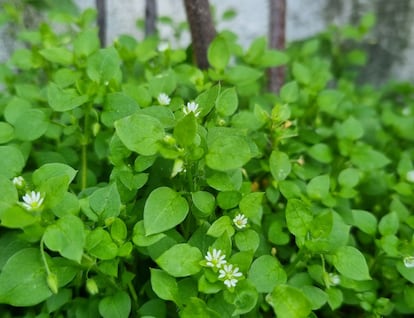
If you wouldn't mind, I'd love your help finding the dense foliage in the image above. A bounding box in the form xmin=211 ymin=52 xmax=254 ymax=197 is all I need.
xmin=0 ymin=3 xmax=414 ymax=317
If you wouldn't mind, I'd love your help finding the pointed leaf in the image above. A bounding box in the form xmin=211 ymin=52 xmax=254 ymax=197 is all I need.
xmin=43 ymin=214 xmax=85 ymax=263
xmin=332 ymin=246 xmax=371 ymax=280
xmin=156 ymin=243 xmax=202 ymax=277
xmin=144 ymin=187 xmax=189 ymax=235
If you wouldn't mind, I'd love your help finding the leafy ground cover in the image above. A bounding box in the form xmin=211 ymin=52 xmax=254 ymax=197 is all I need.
xmin=0 ymin=3 xmax=414 ymax=318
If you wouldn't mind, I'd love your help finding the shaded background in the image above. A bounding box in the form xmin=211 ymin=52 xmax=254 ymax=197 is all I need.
xmin=1 ymin=0 xmax=413 ymax=85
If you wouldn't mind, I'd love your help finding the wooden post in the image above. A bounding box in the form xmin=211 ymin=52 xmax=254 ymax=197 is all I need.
xmin=183 ymin=0 xmax=216 ymax=69
xmin=96 ymin=0 xmax=106 ymax=47
xmin=268 ymin=0 xmax=286 ymax=93
xmin=145 ymin=0 xmax=157 ymax=37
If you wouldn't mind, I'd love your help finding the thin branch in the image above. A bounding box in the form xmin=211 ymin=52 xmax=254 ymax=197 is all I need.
xmin=268 ymin=0 xmax=286 ymax=93
xmin=96 ymin=0 xmax=106 ymax=47
xmin=183 ymin=0 xmax=216 ymax=69
xmin=145 ymin=0 xmax=158 ymax=37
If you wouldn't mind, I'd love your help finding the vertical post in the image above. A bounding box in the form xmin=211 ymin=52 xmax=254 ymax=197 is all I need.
xmin=183 ymin=0 xmax=216 ymax=69
xmin=145 ymin=0 xmax=158 ymax=37
xmin=96 ymin=0 xmax=106 ymax=47
xmin=268 ymin=0 xmax=286 ymax=93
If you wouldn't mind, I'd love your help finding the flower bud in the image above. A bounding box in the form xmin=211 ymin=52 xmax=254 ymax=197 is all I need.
xmin=47 ymin=272 xmax=59 ymax=294
xmin=86 ymin=278 xmax=99 ymax=295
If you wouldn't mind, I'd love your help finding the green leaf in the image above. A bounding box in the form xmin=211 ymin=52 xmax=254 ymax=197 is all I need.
xmin=397 ymin=261 xmax=414 ymax=283
xmin=326 ymin=287 xmax=343 ymax=310
xmin=332 ymin=246 xmax=371 ymax=280
xmin=208 ymin=35 xmax=230 ymax=70
xmin=102 ymin=93 xmax=140 ymax=127
xmin=98 ymin=291 xmax=131 ymax=318
xmin=87 ymin=47 xmax=122 ymax=83
xmin=223 ymin=279 xmax=258 ymax=315
xmin=258 ymin=50 xmax=288 ymax=67
xmin=0 ymin=121 xmax=14 ymax=144
xmin=270 ymin=151 xmax=291 ymax=182
xmin=216 ymin=87 xmax=238 ymax=117
xmin=47 ymin=83 xmax=88 ymax=112
xmin=89 ymin=183 xmax=121 ymax=221
xmin=292 ymin=62 xmax=311 ymax=84
xmin=335 ymin=116 xmax=364 ymax=140
xmin=191 ymin=191 xmax=216 ymax=217
xmin=207 ymin=216 xmax=235 ymax=238
xmin=206 ymin=129 xmax=251 ymax=171
xmin=239 ymin=192 xmax=264 ymax=226
xmin=280 ymin=81 xmax=299 ymax=103
xmin=138 ymin=299 xmax=167 ymax=318
xmin=110 ymin=218 xmax=127 ymax=244
xmin=0 ymin=248 xmax=52 ymax=306
xmin=244 ymin=36 xmax=267 ymax=64
xmin=226 ymin=66 xmax=262 ymax=86
xmin=0 ymin=145 xmax=25 ymax=178
xmin=285 ymin=199 xmax=313 ymax=244
xmin=144 ymin=187 xmax=189 ymax=235
xmin=39 ymin=47 xmax=73 ymax=65
xmin=132 ymin=221 xmax=166 ymax=247
xmin=234 ymin=229 xmax=260 ymax=253
xmin=206 ymin=169 xmax=242 ymax=191
xmin=0 ymin=205 xmax=38 ymax=229
xmin=301 ymin=285 xmax=327 ymax=310
xmin=350 ymin=145 xmax=390 ymax=171
xmin=317 ymin=89 xmax=344 ymax=114
xmin=74 ymin=28 xmax=100 ymax=57
xmin=195 ymin=85 xmax=220 ymax=117
xmin=174 ymin=112 xmax=197 ymax=146
xmin=115 ymin=113 xmax=164 ymax=156
xmin=378 ymin=211 xmax=399 ymax=236
xmin=248 ymin=255 xmax=287 ymax=293
xmin=32 ymin=163 xmax=77 ymax=208
xmin=43 ymin=215 xmax=85 ymax=263
xmin=156 ymin=243 xmax=202 ymax=277
xmin=4 ymin=97 xmax=32 ymax=125
xmin=180 ymin=297 xmax=220 ymax=318
xmin=14 ymin=109 xmax=48 ymax=141
xmin=0 ymin=176 xmax=18 ymax=205
xmin=148 ymin=71 xmax=176 ymax=96
xmin=305 ymin=211 xmax=334 ymax=253
xmin=85 ymin=228 xmax=118 ymax=260
xmin=307 ymin=143 xmax=333 ymax=164
xmin=150 ymin=268 xmax=179 ymax=302
xmin=350 ymin=210 xmax=377 ymax=235
xmin=306 ymin=174 xmax=330 ymax=200
xmin=338 ymin=168 xmax=360 ymax=188
xmin=266 ymin=284 xmax=312 ymax=318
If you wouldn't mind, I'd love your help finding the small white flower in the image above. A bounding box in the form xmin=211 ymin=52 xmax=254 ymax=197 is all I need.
xmin=328 ymin=273 xmax=341 ymax=286
xmin=218 ymin=264 xmax=242 ymax=288
xmin=233 ymin=213 xmax=248 ymax=229
xmin=22 ymin=191 xmax=44 ymax=211
xmin=406 ymin=170 xmax=414 ymax=183
xmin=205 ymin=248 xmax=227 ymax=269
xmin=183 ymin=101 xmax=201 ymax=117
xmin=404 ymin=256 xmax=414 ymax=268
xmin=157 ymin=93 xmax=171 ymax=106
xmin=12 ymin=176 xmax=25 ymax=188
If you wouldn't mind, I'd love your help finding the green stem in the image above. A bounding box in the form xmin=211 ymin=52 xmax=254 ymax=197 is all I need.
xmin=81 ymin=106 xmax=91 ymax=191
xmin=40 ymin=238 xmax=51 ymax=275
xmin=286 ymin=247 xmax=307 ymax=277
xmin=128 ymin=281 xmax=139 ymax=304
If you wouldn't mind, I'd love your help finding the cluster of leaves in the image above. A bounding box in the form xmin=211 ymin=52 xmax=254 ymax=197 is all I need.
xmin=0 ymin=2 xmax=414 ymax=317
